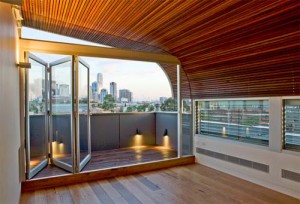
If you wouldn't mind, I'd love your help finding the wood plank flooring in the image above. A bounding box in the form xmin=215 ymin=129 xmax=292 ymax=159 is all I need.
xmin=33 ymin=146 xmax=177 ymax=179
xmin=21 ymin=164 xmax=299 ymax=204
xmin=22 ymin=157 xmax=194 ymax=192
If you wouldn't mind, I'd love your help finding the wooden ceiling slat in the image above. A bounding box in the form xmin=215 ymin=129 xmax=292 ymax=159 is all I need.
xmin=138 ymin=0 xmax=219 ymax=43
xmin=21 ymin=0 xmax=300 ymax=99
xmin=168 ymin=1 xmax=291 ymax=52
xmin=125 ymin=1 xmax=179 ymax=40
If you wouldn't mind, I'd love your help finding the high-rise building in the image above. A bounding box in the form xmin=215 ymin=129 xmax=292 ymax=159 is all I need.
xmin=59 ymin=84 xmax=69 ymax=96
xmin=92 ymin=81 xmax=99 ymax=101
xmin=97 ymin=73 xmax=103 ymax=91
xmin=99 ymin=88 xmax=108 ymax=102
xmin=160 ymin=97 xmax=167 ymax=104
xmin=119 ymin=89 xmax=132 ymax=103
xmin=110 ymin=82 xmax=117 ymax=101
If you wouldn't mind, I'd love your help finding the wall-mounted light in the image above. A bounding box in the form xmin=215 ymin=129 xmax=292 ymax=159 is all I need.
xmin=136 ymin=128 xmax=141 ymax=135
xmin=164 ymin=129 xmax=168 ymax=136
xmin=17 ymin=62 xmax=31 ymax=69
xmin=134 ymin=128 xmax=142 ymax=146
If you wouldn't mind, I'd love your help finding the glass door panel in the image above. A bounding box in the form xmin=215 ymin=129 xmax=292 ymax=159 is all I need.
xmin=26 ymin=53 xmax=48 ymax=179
xmin=49 ymin=57 xmax=73 ymax=172
xmin=77 ymin=58 xmax=91 ymax=171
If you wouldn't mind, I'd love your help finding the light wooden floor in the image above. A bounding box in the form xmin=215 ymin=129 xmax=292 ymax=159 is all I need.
xmin=21 ymin=164 xmax=299 ymax=204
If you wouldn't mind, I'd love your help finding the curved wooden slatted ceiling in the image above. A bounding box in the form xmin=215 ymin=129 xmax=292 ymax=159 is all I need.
xmin=21 ymin=0 xmax=300 ymax=99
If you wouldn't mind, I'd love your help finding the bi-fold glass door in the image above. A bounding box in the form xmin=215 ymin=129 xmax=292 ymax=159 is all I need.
xmin=25 ymin=53 xmax=91 ymax=179
xmin=49 ymin=56 xmax=74 ymax=172
xmin=76 ymin=58 xmax=91 ymax=171
xmin=25 ymin=53 xmax=48 ymax=179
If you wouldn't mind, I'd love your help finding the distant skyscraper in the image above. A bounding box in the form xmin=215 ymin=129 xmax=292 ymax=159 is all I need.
xmin=59 ymin=84 xmax=69 ymax=96
xmin=160 ymin=97 xmax=167 ymax=104
xmin=97 ymin=73 xmax=103 ymax=91
xmin=92 ymin=81 xmax=99 ymax=101
xmin=99 ymin=88 xmax=108 ymax=102
xmin=110 ymin=82 xmax=117 ymax=101
xmin=119 ymin=89 xmax=132 ymax=103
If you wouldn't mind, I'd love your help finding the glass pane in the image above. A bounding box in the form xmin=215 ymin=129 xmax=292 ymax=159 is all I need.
xmin=79 ymin=62 xmax=89 ymax=163
xmin=51 ymin=61 xmax=73 ymax=166
xmin=198 ymin=99 xmax=269 ymax=145
xmin=183 ymin=99 xmax=193 ymax=156
xmin=284 ymin=99 xmax=300 ymax=151
xmin=28 ymin=58 xmax=47 ymax=170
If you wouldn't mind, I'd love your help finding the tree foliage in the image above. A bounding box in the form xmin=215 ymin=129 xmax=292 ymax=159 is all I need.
xmin=160 ymin=98 xmax=190 ymax=112
xmin=160 ymin=98 xmax=177 ymax=111
xmin=126 ymin=106 xmax=136 ymax=112
xmin=100 ymin=94 xmax=116 ymax=111
xmin=125 ymin=103 xmax=155 ymax=112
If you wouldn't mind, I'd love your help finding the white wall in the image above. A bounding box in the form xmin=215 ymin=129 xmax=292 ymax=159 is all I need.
xmin=194 ymin=97 xmax=300 ymax=199
xmin=0 ymin=2 xmax=21 ymax=203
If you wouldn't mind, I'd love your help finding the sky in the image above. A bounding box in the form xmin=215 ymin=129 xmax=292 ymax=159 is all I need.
xmin=22 ymin=27 xmax=172 ymax=101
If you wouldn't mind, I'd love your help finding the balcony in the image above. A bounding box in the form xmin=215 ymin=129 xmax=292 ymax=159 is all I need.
xmin=29 ymin=112 xmax=193 ymax=179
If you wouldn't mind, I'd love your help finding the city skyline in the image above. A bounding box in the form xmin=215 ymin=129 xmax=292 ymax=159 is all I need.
xmin=92 ymin=74 xmax=135 ymax=102
xmin=22 ymin=27 xmax=172 ymax=101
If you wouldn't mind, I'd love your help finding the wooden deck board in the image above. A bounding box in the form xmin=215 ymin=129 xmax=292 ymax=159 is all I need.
xmin=33 ymin=146 xmax=177 ymax=179
xmin=21 ymin=164 xmax=299 ymax=204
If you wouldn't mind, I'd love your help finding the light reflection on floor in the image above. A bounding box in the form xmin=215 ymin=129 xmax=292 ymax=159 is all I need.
xmin=30 ymin=157 xmax=45 ymax=169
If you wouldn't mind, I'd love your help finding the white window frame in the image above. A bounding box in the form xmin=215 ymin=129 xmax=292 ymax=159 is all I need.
xmin=282 ymin=96 xmax=300 ymax=152
xmin=194 ymin=97 xmax=270 ymax=146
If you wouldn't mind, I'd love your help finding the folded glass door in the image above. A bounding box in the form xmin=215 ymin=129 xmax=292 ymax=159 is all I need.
xmin=76 ymin=57 xmax=91 ymax=172
xmin=49 ymin=57 xmax=74 ymax=172
xmin=25 ymin=53 xmax=48 ymax=179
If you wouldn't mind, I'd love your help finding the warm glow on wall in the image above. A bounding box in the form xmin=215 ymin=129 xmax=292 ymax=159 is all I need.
xmin=52 ymin=141 xmax=65 ymax=159
xmin=16 ymin=33 xmax=19 ymax=64
xmin=133 ymin=134 xmax=143 ymax=147
xmin=163 ymin=135 xmax=170 ymax=149
xmin=29 ymin=159 xmax=40 ymax=168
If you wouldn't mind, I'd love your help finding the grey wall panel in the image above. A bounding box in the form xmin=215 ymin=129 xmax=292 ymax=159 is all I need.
xmin=52 ymin=115 xmax=72 ymax=154
xmin=182 ymin=113 xmax=193 ymax=155
xmin=29 ymin=115 xmax=46 ymax=157
xmin=155 ymin=112 xmax=178 ymax=150
xmin=91 ymin=114 xmax=120 ymax=151
xmin=155 ymin=112 xmax=193 ymax=154
xmin=120 ymin=113 xmax=156 ymax=147
xmin=79 ymin=114 xmax=88 ymax=151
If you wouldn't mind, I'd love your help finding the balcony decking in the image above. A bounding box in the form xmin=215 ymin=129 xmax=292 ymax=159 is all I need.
xmin=33 ymin=146 xmax=177 ymax=179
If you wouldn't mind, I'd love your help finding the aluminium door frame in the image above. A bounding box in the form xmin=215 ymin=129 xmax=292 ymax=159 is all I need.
xmin=25 ymin=52 xmax=49 ymax=179
xmin=76 ymin=56 xmax=91 ymax=172
xmin=48 ymin=56 xmax=74 ymax=173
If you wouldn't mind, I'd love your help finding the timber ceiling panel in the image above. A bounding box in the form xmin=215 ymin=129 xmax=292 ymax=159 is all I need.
xmin=21 ymin=0 xmax=300 ymax=99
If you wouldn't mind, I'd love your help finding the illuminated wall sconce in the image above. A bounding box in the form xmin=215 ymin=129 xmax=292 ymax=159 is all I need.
xmin=136 ymin=128 xmax=141 ymax=135
xmin=164 ymin=129 xmax=168 ymax=136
